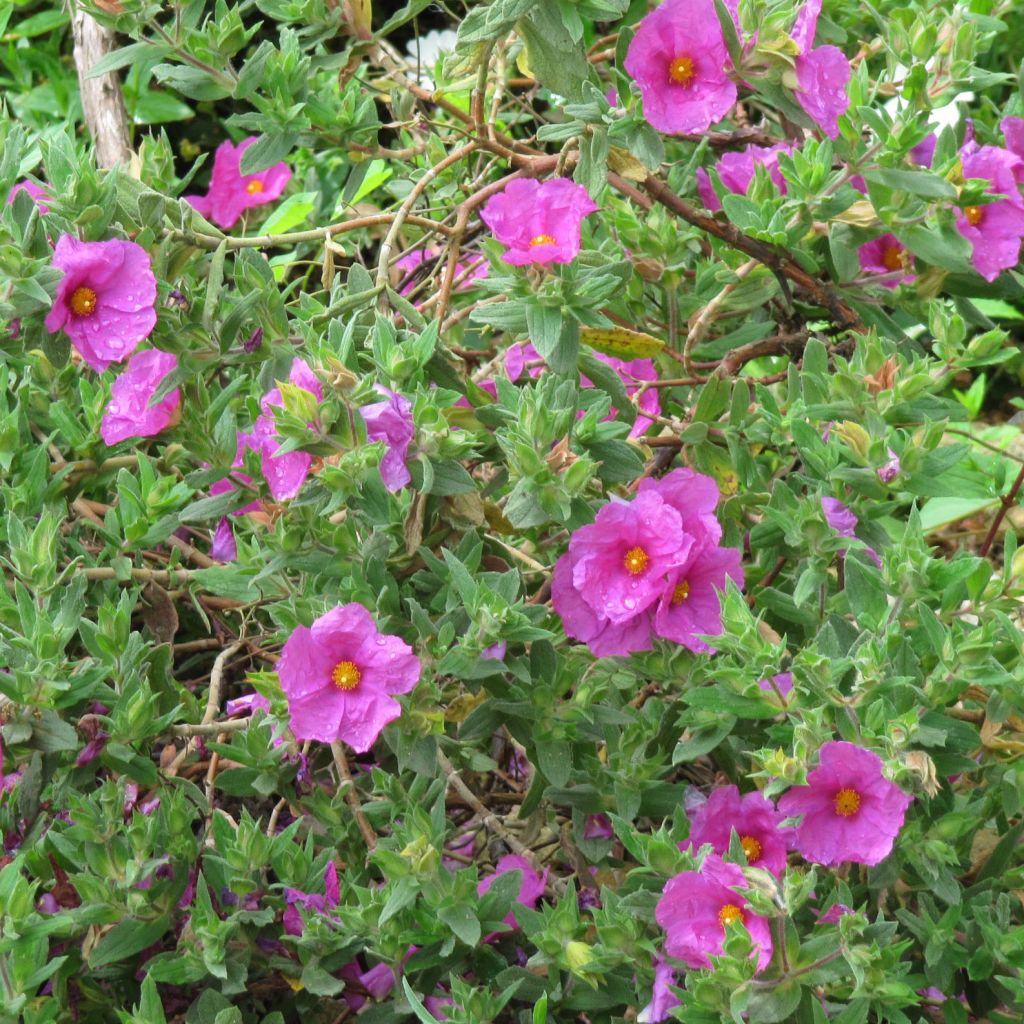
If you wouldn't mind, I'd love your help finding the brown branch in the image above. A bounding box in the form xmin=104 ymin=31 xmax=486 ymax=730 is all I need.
xmin=979 ymin=462 xmax=1024 ymax=558
xmin=331 ymin=741 xmax=378 ymax=850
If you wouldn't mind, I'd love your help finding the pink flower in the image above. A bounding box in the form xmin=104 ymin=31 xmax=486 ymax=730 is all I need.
xmin=696 ymin=143 xmax=792 ymax=212
xmin=638 ymin=956 xmax=681 ymax=1023
xmin=684 ymin=785 xmax=790 ymax=876
xmin=858 ymin=234 xmax=914 ymax=287
xmin=877 ymin=449 xmax=901 ymax=483
xmin=956 ymin=144 xmax=1024 ymax=282
xmin=480 ymin=178 xmax=598 ymax=266
xmin=209 ymin=433 xmax=262 ymax=515
xmin=283 ymin=862 xmax=340 ymax=936
xmin=584 ymin=814 xmax=614 ymax=840
xmin=624 ymin=0 xmax=736 ymax=135
xmin=361 ymin=388 xmax=415 ymax=492
xmin=777 ymin=740 xmax=913 ymax=866
xmin=757 ymin=672 xmax=793 ymax=702
xmin=478 ymin=854 xmax=548 ymax=932
xmin=44 ymin=235 xmax=157 ymax=372
xmin=790 ymin=0 xmax=851 ymax=139
xmin=822 ymin=496 xmax=881 ymax=567
xmin=277 ymin=603 xmax=421 ymax=751
xmin=505 ymin=340 xmax=545 ymax=383
xmin=226 ymin=692 xmax=271 ymax=716
xmin=210 ymin=517 xmax=238 ymax=562
xmin=7 ymin=180 xmax=49 ymax=213
xmin=100 ymin=349 xmax=180 ymax=445
xmin=911 ymin=134 xmax=937 ymax=168
xmin=817 ymin=902 xmax=854 ymax=924
xmin=185 ymin=137 xmax=292 ymax=230
xmin=655 ymin=855 xmax=773 ymax=972
xmin=251 ymin=357 xmax=323 ymax=501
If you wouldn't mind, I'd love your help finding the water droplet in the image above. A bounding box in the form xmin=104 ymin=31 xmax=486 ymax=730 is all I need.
xmin=623 ymin=597 xmax=636 ymax=610
xmin=376 ymin=637 xmax=386 ymax=645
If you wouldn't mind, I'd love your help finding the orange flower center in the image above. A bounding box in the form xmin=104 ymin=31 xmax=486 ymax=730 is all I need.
xmin=881 ymin=246 xmax=905 ymax=272
xmin=623 ymin=546 xmax=650 ymax=575
xmin=331 ymin=660 xmax=361 ymax=691
xmin=246 ymin=179 xmax=265 ymax=194
xmin=530 ymin=233 xmax=556 ymax=247
xmin=718 ymin=903 xmax=743 ymax=927
xmin=670 ymin=580 xmax=690 ymax=605
xmin=834 ymin=787 xmax=861 ymax=817
xmin=69 ymin=286 xmax=98 ymax=317
xmin=740 ymin=835 xmax=762 ymax=863
xmin=964 ymin=205 xmax=984 ymax=227
xmin=668 ymin=56 xmax=696 ymax=86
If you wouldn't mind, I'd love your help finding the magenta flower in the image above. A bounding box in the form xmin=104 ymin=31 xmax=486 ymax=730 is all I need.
xmin=210 ymin=517 xmax=238 ymax=562
xmin=817 ymin=902 xmax=854 ymax=924
xmin=361 ymin=388 xmax=415 ymax=492
xmin=624 ymin=0 xmax=736 ymax=135
xmin=684 ymin=785 xmax=790 ymax=876
xmin=277 ymin=603 xmax=421 ymax=751
xmin=226 ymin=692 xmax=271 ymax=716
xmin=877 ymin=449 xmax=901 ymax=483
xmin=209 ymin=433 xmax=262 ymax=515
xmin=790 ymin=0 xmax=850 ymax=139
xmin=251 ymin=357 xmax=323 ymax=502
xmin=655 ymin=855 xmax=773 ymax=972
xmin=478 ymin=853 xmax=548 ymax=932
xmin=283 ymin=862 xmax=340 ymax=936
xmin=584 ymin=813 xmax=615 ymax=840
xmin=480 ymin=178 xmax=598 ymax=266
xmin=44 ymin=235 xmax=157 ymax=372
xmin=185 ymin=137 xmax=291 ymax=230
xmin=778 ymin=740 xmax=913 ymax=866
xmin=638 ymin=956 xmax=681 ymax=1023
xmin=822 ymin=496 xmax=881 ymax=567
xmin=7 ymin=180 xmax=49 ymax=213
xmin=1003 ymin=116 xmax=1024 ymax=161
xmin=956 ymin=144 xmax=1024 ymax=282
xmin=696 ymin=143 xmax=792 ymax=212
xmin=757 ymin=672 xmax=793 ymax=702
xmin=911 ymin=134 xmax=937 ymax=168
xmin=858 ymin=234 xmax=914 ymax=287
xmin=100 ymin=349 xmax=180 ymax=445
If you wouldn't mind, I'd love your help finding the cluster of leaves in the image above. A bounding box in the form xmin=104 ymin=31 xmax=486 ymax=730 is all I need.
xmin=2 ymin=0 xmax=1024 ymax=1022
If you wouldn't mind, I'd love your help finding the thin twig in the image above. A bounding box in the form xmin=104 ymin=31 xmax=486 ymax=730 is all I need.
xmin=331 ymin=741 xmax=378 ymax=850
xmin=979 ymin=462 xmax=1024 ymax=558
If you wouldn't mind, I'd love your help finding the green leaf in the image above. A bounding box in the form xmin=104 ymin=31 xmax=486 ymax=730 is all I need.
xmin=843 ymin=555 xmax=887 ymax=630
xmin=516 ymin=4 xmax=594 ymax=102
xmin=89 ymin=916 xmax=171 ymax=968
xmin=437 ymin=901 xmax=482 ymax=946
xmin=580 ymin=325 xmax=664 ymax=359
xmin=402 ymin=977 xmax=443 ymax=1024
xmin=88 ymin=43 xmax=166 ymax=79
xmin=239 ymin=133 xmax=297 ymax=175
xmin=259 ymin=192 xmax=319 ymax=235
xmin=713 ymin=0 xmax=744 ymax=68
xmin=862 ymin=167 xmax=957 ymax=200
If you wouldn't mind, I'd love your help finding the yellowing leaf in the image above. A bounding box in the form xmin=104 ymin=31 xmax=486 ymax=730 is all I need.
xmin=608 ymin=147 xmax=647 ymax=183
xmin=581 ymin=326 xmax=665 ymax=360
xmin=834 ymin=199 xmax=879 ymax=227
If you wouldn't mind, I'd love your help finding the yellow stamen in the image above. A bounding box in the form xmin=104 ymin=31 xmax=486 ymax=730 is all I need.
xmin=69 ymin=286 xmax=98 ymax=317
xmin=530 ymin=233 xmax=556 ymax=247
xmin=331 ymin=660 xmax=361 ymax=691
xmin=668 ymin=56 xmax=696 ymax=86
xmin=740 ymin=835 xmax=762 ymax=863
xmin=881 ymin=246 xmax=905 ymax=272
xmin=834 ymin=787 xmax=861 ymax=817
xmin=964 ymin=205 xmax=984 ymax=227
xmin=718 ymin=903 xmax=743 ymax=927
xmin=246 ymin=179 xmax=265 ymax=194
xmin=670 ymin=580 xmax=690 ymax=605
xmin=623 ymin=546 xmax=650 ymax=575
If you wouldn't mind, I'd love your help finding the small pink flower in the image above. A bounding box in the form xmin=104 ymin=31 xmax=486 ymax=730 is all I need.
xmin=778 ymin=740 xmax=913 ymax=866
xmin=877 ymin=449 xmax=901 ymax=483
xmin=757 ymin=672 xmax=793 ymax=702
xmin=655 ymin=854 xmax=773 ymax=972
xmin=185 ymin=137 xmax=291 ymax=230
xmin=361 ymin=388 xmax=415 ymax=492
xmin=226 ymin=692 xmax=271 ymax=716
xmin=478 ymin=854 xmax=548 ymax=932
xmin=100 ymin=349 xmax=180 ymax=445
xmin=790 ymin=0 xmax=851 ymax=139
xmin=858 ymin=235 xmax=914 ymax=287
xmin=696 ymin=143 xmax=792 ymax=212
xmin=277 ymin=603 xmax=421 ymax=751
xmin=283 ymin=862 xmax=341 ymax=936
xmin=822 ymin=496 xmax=881 ymax=567
xmin=7 ymin=180 xmax=49 ymax=213
xmin=210 ymin=517 xmax=238 ymax=562
xmin=480 ymin=178 xmax=598 ymax=266
xmin=638 ymin=956 xmax=681 ymax=1023
xmin=44 ymin=235 xmax=157 ymax=372
xmin=817 ymin=902 xmax=854 ymax=924
xmin=584 ymin=813 xmax=615 ymax=840
xmin=685 ymin=785 xmax=791 ymax=875
xmin=624 ymin=0 xmax=736 ymax=135
xmin=956 ymin=144 xmax=1024 ymax=282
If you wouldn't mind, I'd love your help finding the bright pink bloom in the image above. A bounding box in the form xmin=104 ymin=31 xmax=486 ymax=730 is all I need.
xmin=278 ymin=603 xmax=420 ymax=751
xmin=624 ymin=0 xmax=736 ymax=135
xmin=185 ymin=137 xmax=291 ymax=230
xmin=696 ymin=143 xmax=792 ymax=212
xmin=481 ymin=641 xmax=507 ymax=661
xmin=778 ymin=740 xmax=913 ymax=866
xmin=100 ymin=349 xmax=180 ymax=445
xmin=480 ymin=178 xmax=598 ymax=266
xmin=790 ymin=0 xmax=850 ymax=139
xmin=757 ymin=672 xmax=793 ymax=701
xmin=956 ymin=144 xmax=1024 ymax=282
xmin=210 ymin=517 xmax=238 ymax=562
xmin=283 ymin=862 xmax=340 ymax=936
xmin=44 ymin=235 xmax=157 ymax=372
xmin=858 ymin=234 xmax=914 ymax=287
xmin=638 ymin=468 xmax=724 ymax=548
xmin=1002 ymin=116 xmax=1024 ymax=161
xmin=822 ymin=496 xmax=881 ymax=567
xmin=684 ymin=785 xmax=790 ymax=876
xmin=361 ymin=388 xmax=415 ymax=492
xmin=478 ymin=854 xmax=548 ymax=931
xmin=638 ymin=956 xmax=681 ymax=1023
xmin=911 ymin=134 xmax=937 ymax=168
xmin=209 ymin=433 xmax=262 ymax=515
xmin=251 ymin=357 xmax=323 ymax=502
xmin=655 ymin=855 xmax=773 ymax=972
xmin=7 ymin=180 xmax=49 ymax=213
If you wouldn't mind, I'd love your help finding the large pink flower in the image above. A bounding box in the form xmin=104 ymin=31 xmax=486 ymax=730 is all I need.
xmin=44 ymin=235 xmax=157 ymax=372
xmin=277 ymin=603 xmax=421 ymax=751
xmin=685 ymin=785 xmax=790 ymax=876
xmin=100 ymin=349 xmax=181 ymax=445
xmin=696 ymin=143 xmax=792 ymax=212
xmin=638 ymin=468 xmax=723 ymax=550
xmin=778 ymin=741 xmax=913 ymax=866
xmin=185 ymin=137 xmax=292 ymax=230
xmin=858 ymin=234 xmax=914 ymax=287
xmin=624 ymin=0 xmax=736 ymax=135
xmin=361 ymin=388 xmax=415 ymax=492
xmin=790 ymin=0 xmax=851 ymax=139
xmin=7 ymin=180 xmax=49 ymax=213
xmin=480 ymin=178 xmax=598 ymax=266
xmin=656 ymin=855 xmax=773 ymax=972
xmin=956 ymin=144 xmax=1024 ymax=282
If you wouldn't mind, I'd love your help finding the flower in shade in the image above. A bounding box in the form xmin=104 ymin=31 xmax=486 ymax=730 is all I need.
xmin=210 ymin=517 xmax=238 ymax=562
xmin=655 ymin=855 xmax=773 ymax=972
xmin=684 ymin=785 xmax=790 ymax=876
xmin=778 ymin=740 xmax=913 ymax=866
xmin=696 ymin=143 xmax=792 ymax=212
xmin=955 ymin=143 xmax=1024 ymax=282
xmin=361 ymin=388 xmax=415 ymax=492
xmin=185 ymin=137 xmax=291 ymax=230
xmin=817 ymin=902 xmax=854 ymax=924
xmin=858 ymin=234 xmax=914 ymax=287
xmin=277 ymin=603 xmax=421 ymax=751
xmin=822 ymin=496 xmax=881 ymax=567
xmin=44 ymin=235 xmax=158 ymax=372
xmin=584 ymin=814 xmax=615 ymax=840
xmin=877 ymin=449 xmax=901 ymax=483
xmin=100 ymin=349 xmax=180 ymax=445
xmin=911 ymin=134 xmax=937 ymax=168
xmin=251 ymin=357 xmax=323 ymax=502
xmin=757 ymin=672 xmax=794 ymax=703
xmin=478 ymin=854 xmax=548 ymax=932
xmin=790 ymin=0 xmax=851 ymax=139
xmin=396 ymin=247 xmax=488 ymax=298
xmin=638 ymin=956 xmax=681 ymax=1024
xmin=624 ymin=0 xmax=736 ymax=135
xmin=480 ymin=178 xmax=598 ymax=266
xmin=226 ymin=692 xmax=271 ymax=716
xmin=283 ymin=862 xmax=340 ymax=936
xmin=7 ymin=180 xmax=49 ymax=213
